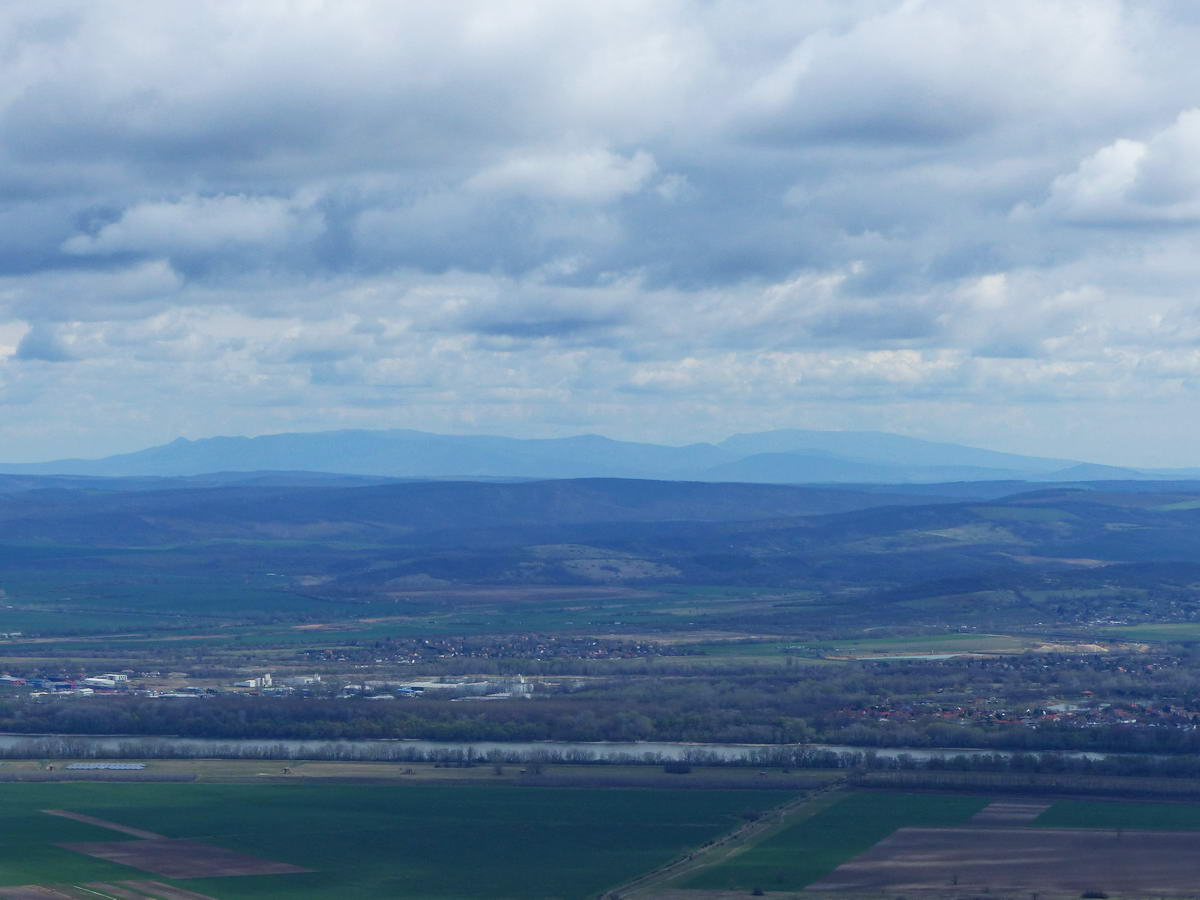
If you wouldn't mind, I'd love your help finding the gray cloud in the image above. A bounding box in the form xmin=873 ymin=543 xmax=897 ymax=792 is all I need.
xmin=3 ymin=1 xmax=1200 ymax=464
xmin=14 ymin=323 xmax=74 ymax=362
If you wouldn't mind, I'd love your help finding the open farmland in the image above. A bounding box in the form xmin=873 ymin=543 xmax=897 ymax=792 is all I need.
xmin=672 ymin=792 xmax=1200 ymax=899
xmin=807 ymin=824 xmax=1200 ymax=896
xmin=0 ymin=782 xmax=790 ymax=899
xmin=678 ymin=792 xmax=989 ymax=893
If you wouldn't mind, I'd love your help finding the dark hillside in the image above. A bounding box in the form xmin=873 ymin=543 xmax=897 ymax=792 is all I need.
xmin=0 ymin=478 xmax=959 ymax=545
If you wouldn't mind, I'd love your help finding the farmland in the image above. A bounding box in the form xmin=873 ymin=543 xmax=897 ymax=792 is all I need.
xmin=1035 ymin=798 xmax=1200 ymax=830
xmin=681 ymin=632 xmax=1031 ymax=660
xmin=806 ymin=823 xmax=1200 ymax=895
xmin=1099 ymin=622 xmax=1200 ymax=641
xmin=678 ymin=791 xmax=988 ymax=893
xmin=668 ymin=790 xmax=1200 ymax=898
xmin=0 ymin=782 xmax=790 ymax=898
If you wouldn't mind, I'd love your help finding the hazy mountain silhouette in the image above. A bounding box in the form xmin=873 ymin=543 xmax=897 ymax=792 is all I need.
xmin=0 ymin=427 xmax=1169 ymax=484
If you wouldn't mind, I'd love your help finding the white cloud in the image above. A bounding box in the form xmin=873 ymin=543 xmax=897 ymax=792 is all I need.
xmin=1035 ymin=109 xmax=1200 ymax=223
xmin=465 ymin=148 xmax=658 ymax=203
xmin=62 ymin=194 xmax=324 ymax=259
xmin=734 ymin=0 xmax=1140 ymax=145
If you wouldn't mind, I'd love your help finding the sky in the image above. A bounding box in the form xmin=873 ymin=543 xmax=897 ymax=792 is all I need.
xmin=3 ymin=1 xmax=1200 ymax=465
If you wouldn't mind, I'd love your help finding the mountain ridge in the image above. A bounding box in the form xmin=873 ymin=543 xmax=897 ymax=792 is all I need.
xmin=0 ymin=427 xmax=1175 ymax=484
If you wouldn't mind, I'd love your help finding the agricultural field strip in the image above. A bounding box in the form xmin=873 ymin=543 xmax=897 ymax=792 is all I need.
xmin=41 ymin=810 xmax=166 ymax=840
xmin=680 ymin=791 xmax=991 ymax=892
xmin=966 ymin=800 xmax=1049 ymax=825
xmin=42 ymin=808 xmax=312 ymax=881
xmin=79 ymin=885 xmax=153 ymax=900
xmin=676 ymin=792 xmax=1189 ymax=893
xmin=607 ymin=782 xmax=843 ymax=898
xmin=58 ymin=840 xmax=312 ymax=879
xmin=0 ymin=883 xmax=219 ymax=900
xmin=807 ymin=824 xmax=1200 ymax=894
xmin=107 ymin=882 xmax=220 ymax=900
xmin=2 ymin=782 xmax=789 ymax=899
xmin=701 ymin=794 xmax=1200 ymax=895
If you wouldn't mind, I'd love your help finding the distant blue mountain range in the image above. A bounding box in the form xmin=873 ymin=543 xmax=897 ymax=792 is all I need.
xmin=0 ymin=428 xmax=1190 ymax=484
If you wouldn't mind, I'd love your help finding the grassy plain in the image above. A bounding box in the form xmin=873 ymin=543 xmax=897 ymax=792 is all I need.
xmin=0 ymin=782 xmax=790 ymax=898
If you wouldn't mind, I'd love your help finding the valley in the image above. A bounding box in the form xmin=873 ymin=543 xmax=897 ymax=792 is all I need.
xmin=5 ymin=461 xmax=1200 ymax=896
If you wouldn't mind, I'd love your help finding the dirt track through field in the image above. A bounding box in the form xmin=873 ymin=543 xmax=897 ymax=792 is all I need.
xmin=78 ymin=885 xmax=148 ymax=900
xmin=58 ymin=839 xmax=311 ymax=879
xmin=41 ymin=810 xmax=166 ymax=840
xmin=112 ymin=882 xmax=224 ymax=900
xmin=606 ymin=783 xmax=848 ymax=898
xmin=807 ymin=825 xmax=1200 ymax=895
xmin=967 ymin=800 xmax=1049 ymax=825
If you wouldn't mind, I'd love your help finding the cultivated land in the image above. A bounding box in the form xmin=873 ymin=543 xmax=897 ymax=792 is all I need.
xmin=659 ymin=791 xmax=1200 ymax=899
xmin=807 ymin=824 xmax=1200 ymax=896
xmin=675 ymin=792 xmax=989 ymax=895
xmin=0 ymin=782 xmax=790 ymax=899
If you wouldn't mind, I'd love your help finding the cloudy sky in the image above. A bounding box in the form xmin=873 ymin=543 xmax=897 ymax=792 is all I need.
xmin=4 ymin=1 xmax=1200 ymax=465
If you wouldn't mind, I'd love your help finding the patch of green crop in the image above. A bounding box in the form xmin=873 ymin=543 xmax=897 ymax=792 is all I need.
xmin=1036 ymin=800 xmax=1200 ymax=830
xmin=1099 ymin=623 xmax=1200 ymax=641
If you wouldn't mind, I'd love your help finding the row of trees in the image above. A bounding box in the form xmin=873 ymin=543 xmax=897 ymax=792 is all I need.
xmin=4 ymin=657 xmax=1200 ymax=753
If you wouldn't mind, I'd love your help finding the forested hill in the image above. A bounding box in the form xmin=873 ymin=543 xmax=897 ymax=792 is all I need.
xmin=4 ymin=477 xmax=1200 ymax=559
xmin=0 ymin=477 xmax=963 ymax=545
xmin=4 ymin=477 xmax=1200 ymax=630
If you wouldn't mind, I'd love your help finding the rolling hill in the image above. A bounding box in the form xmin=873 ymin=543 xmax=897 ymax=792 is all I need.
xmin=3 ymin=476 xmax=1200 ymax=633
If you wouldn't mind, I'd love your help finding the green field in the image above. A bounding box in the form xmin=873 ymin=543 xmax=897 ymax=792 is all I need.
xmin=826 ymin=633 xmax=1026 ymax=654
xmin=680 ymin=791 xmax=989 ymax=893
xmin=0 ymin=782 xmax=789 ymax=898
xmin=681 ymin=640 xmax=819 ymax=658
xmin=1036 ymin=799 xmax=1200 ymax=830
xmin=0 ymin=572 xmax=762 ymax=651
xmin=1098 ymin=623 xmax=1200 ymax=641
xmin=684 ymin=632 xmax=1025 ymax=659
